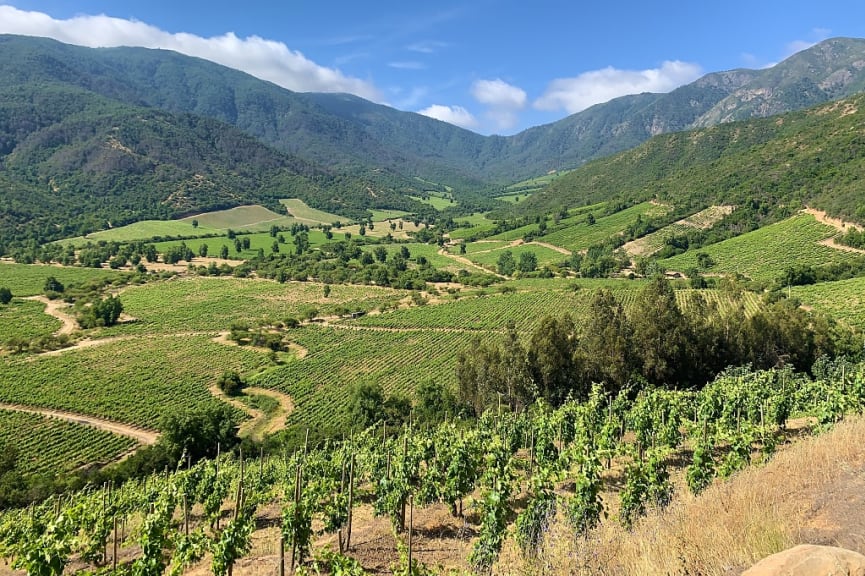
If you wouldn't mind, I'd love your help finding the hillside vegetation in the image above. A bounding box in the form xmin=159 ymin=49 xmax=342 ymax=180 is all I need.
xmin=511 ymin=93 xmax=865 ymax=227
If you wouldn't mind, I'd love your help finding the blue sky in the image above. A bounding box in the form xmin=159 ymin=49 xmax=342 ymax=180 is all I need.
xmin=1 ymin=1 xmax=862 ymax=135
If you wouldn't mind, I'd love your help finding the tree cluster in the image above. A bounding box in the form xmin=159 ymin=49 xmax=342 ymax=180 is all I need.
xmin=457 ymin=277 xmax=857 ymax=413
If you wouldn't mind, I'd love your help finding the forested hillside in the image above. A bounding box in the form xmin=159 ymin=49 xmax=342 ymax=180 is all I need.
xmin=2 ymin=35 xmax=865 ymax=189
xmin=505 ymin=93 xmax=865 ymax=228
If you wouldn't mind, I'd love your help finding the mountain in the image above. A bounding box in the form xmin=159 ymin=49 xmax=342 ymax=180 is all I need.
xmin=0 ymin=83 xmax=425 ymax=246
xmin=503 ymin=92 xmax=865 ymax=227
xmin=2 ymin=35 xmax=865 ymax=189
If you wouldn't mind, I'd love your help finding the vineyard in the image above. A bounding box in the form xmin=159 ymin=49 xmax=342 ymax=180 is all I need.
xmin=660 ymin=213 xmax=860 ymax=282
xmin=95 ymin=277 xmax=406 ymax=336
xmin=0 ymin=263 xmax=121 ymax=297
xmin=254 ymin=326 xmax=475 ymax=431
xmin=0 ymin=410 xmax=136 ymax=474
xmin=792 ymin=275 xmax=865 ymax=331
xmin=464 ymin=243 xmax=568 ymax=271
xmin=0 ymin=299 xmax=61 ymax=343
xmin=351 ymin=287 xmax=762 ymax=332
xmin=541 ymin=202 xmax=669 ymax=252
xmin=0 ymin=335 xmax=266 ymax=427
xmin=622 ymin=205 xmax=736 ymax=257
xmin=1 ymin=362 xmax=862 ymax=575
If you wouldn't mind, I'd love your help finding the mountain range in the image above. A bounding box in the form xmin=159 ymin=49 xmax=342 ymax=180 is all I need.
xmin=1 ymin=34 xmax=865 ymax=245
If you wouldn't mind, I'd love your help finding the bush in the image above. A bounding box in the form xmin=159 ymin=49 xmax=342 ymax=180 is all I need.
xmin=0 ymin=287 xmax=11 ymax=305
xmin=216 ymin=370 xmax=246 ymax=396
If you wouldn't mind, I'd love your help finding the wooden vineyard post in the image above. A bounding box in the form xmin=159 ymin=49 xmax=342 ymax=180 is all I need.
xmin=407 ymin=495 xmax=414 ymax=575
xmin=346 ymin=453 xmax=355 ymax=551
xmin=183 ymin=493 xmax=189 ymax=536
xmin=112 ymin=515 xmax=118 ymax=572
xmin=279 ymin=534 xmax=285 ymax=576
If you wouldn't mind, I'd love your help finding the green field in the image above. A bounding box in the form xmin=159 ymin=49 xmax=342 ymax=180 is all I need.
xmin=793 ymin=276 xmax=865 ymax=331
xmin=153 ymin=229 xmax=333 ymax=261
xmin=466 ymin=242 xmax=568 ymax=271
xmin=95 ymin=277 xmax=406 ymax=336
xmin=359 ymin=242 xmax=465 ymax=272
xmin=660 ymin=214 xmax=860 ymax=283
xmin=280 ymin=199 xmax=342 ymax=224
xmin=179 ymin=205 xmax=296 ymax=231
xmin=0 ymin=299 xmax=61 ymax=343
xmin=410 ymin=194 xmax=457 ymax=210
xmin=368 ymin=209 xmax=411 ymax=221
xmin=495 ymin=192 xmax=532 ymax=204
xmin=0 ymin=335 xmax=263 ymax=427
xmin=0 ymin=263 xmax=122 ymax=296
xmin=0 ymin=410 xmax=136 ymax=474
xmin=541 ymin=202 xmax=669 ymax=252
xmin=59 ymin=200 xmax=340 ymax=246
xmin=63 ymin=220 xmax=219 ymax=246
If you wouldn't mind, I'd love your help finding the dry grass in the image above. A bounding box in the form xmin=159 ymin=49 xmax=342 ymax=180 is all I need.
xmin=498 ymin=415 xmax=865 ymax=576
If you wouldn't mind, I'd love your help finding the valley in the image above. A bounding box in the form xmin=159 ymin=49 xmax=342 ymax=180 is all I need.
xmin=1 ymin=32 xmax=865 ymax=576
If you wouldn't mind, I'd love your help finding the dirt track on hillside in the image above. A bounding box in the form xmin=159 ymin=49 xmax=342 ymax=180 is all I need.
xmin=0 ymin=402 xmax=158 ymax=445
xmin=24 ymin=295 xmax=77 ymax=335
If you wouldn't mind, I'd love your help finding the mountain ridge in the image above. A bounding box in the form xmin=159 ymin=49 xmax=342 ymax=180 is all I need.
xmin=3 ymin=34 xmax=865 ymax=187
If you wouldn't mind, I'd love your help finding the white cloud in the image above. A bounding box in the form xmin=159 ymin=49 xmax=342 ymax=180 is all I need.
xmin=469 ymin=78 xmax=526 ymax=132
xmin=388 ymin=61 xmax=426 ymax=70
xmin=784 ymin=28 xmax=831 ymax=58
xmin=471 ymin=78 xmax=527 ymax=109
xmin=0 ymin=5 xmax=382 ymax=101
xmin=534 ymin=60 xmax=703 ymax=114
xmin=417 ymin=104 xmax=478 ymax=129
xmin=407 ymin=40 xmax=448 ymax=54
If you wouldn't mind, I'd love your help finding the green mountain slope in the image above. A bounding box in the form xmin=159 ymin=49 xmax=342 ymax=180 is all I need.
xmin=506 ymin=92 xmax=865 ymax=227
xmin=2 ymin=35 xmax=865 ymax=187
xmin=0 ymin=84 xmax=423 ymax=245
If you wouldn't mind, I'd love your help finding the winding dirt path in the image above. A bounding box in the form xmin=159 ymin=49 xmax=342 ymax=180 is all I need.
xmin=24 ymin=295 xmax=78 ymax=336
xmin=802 ymin=208 xmax=865 ymax=254
xmin=436 ymin=247 xmax=507 ymax=278
xmin=0 ymin=402 xmax=158 ymax=445
xmin=803 ymin=207 xmax=863 ymax=233
xmin=529 ymin=240 xmax=572 ymax=255
xmin=207 ymin=384 xmax=294 ymax=441
xmin=818 ymin=238 xmax=865 ymax=254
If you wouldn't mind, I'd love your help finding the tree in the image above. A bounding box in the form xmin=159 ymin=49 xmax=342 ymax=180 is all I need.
xmin=573 ymin=289 xmax=635 ymax=393
xmin=323 ymin=284 xmax=331 ymax=298
xmin=294 ymin=232 xmax=310 ymax=255
xmin=43 ymin=276 xmax=64 ymax=294
xmin=192 ymin=219 xmax=199 ymax=229
xmin=0 ymin=287 xmax=11 ymax=305
xmin=586 ymin=213 xmax=596 ymax=225
xmin=79 ymin=296 xmax=124 ymax=328
xmin=198 ymin=243 xmax=209 ymax=257
xmin=158 ymin=404 xmax=240 ymax=463
xmin=374 ymin=246 xmax=388 ymax=262
xmin=497 ymin=250 xmax=516 ymax=275
xmin=350 ymin=382 xmax=386 ymax=428
xmin=518 ymin=251 xmax=537 ymax=273
xmin=415 ymin=380 xmax=459 ymax=423
xmin=220 ymin=245 xmax=229 ymax=259
xmin=216 ymin=370 xmax=246 ymax=397
xmin=630 ymin=276 xmax=689 ymax=386
xmin=527 ymin=314 xmax=580 ymax=403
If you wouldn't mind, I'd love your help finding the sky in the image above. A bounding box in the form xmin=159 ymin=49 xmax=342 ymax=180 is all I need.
xmin=0 ymin=1 xmax=863 ymax=135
